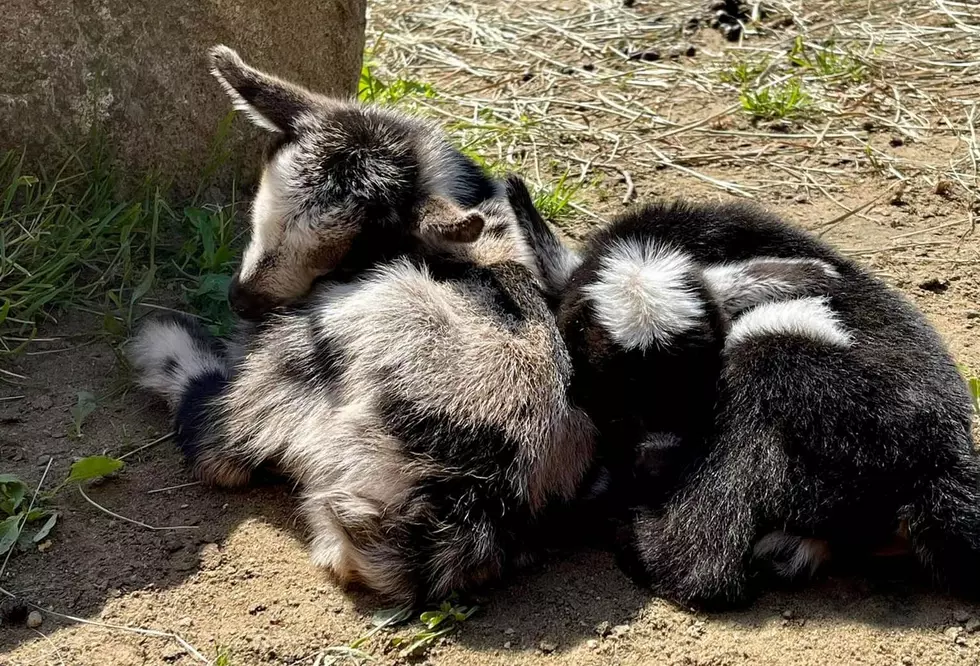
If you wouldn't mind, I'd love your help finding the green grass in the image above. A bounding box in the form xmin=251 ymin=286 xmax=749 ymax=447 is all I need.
xmin=0 ymin=136 xmax=242 ymax=358
xmin=532 ymin=170 xmax=582 ymax=224
xmin=718 ymin=58 xmax=770 ymax=87
xmin=789 ymin=37 xmax=868 ymax=82
xmin=739 ymin=78 xmax=813 ymax=121
xmin=319 ymin=600 xmax=479 ymax=663
xmin=358 ymin=46 xmax=437 ymax=107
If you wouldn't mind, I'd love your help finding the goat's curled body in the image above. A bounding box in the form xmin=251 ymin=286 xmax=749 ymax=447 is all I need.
xmin=150 ymin=254 xmax=594 ymax=602
xmin=508 ymin=188 xmax=980 ymax=606
xmin=600 ymin=204 xmax=980 ymax=605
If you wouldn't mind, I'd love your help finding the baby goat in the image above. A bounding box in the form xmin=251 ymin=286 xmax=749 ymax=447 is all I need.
xmin=131 ymin=50 xmax=594 ymax=603
xmin=510 ymin=188 xmax=980 ymax=607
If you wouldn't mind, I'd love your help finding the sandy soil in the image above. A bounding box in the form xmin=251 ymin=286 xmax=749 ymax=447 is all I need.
xmin=3 ymin=0 xmax=980 ymax=664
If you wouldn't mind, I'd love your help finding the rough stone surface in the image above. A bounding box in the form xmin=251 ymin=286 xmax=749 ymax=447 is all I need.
xmin=0 ymin=0 xmax=367 ymax=192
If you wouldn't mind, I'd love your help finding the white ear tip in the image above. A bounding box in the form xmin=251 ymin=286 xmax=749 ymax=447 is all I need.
xmin=208 ymin=44 xmax=245 ymax=76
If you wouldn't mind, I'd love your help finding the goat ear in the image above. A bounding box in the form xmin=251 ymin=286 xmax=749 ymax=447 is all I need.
xmin=504 ymin=174 xmax=581 ymax=295
xmin=418 ymin=196 xmax=485 ymax=243
xmin=208 ymin=45 xmax=319 ymax=134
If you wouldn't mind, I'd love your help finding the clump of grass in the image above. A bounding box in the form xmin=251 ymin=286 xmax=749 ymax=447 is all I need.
xmin=532 ymin=171 xmax=582 ymax=224
xmin=740 ymin=78 xmax=813 ymax=121
xmin=319 ymin=600 xmax=479 ymax=664
xmin=0 ymin=145 xmax=157 ymax=351
xmin=789 ymin=37 xmax=868 ymax=82
xmin=214 ymin=648 xmax=232 ymax=666
xmin=0 ymin=134 xmax=244 ymax=355
xmin=359 ymin=58 xmax=436 ymax=106
xmin=718 ymin=58 xmax=769 ymax=87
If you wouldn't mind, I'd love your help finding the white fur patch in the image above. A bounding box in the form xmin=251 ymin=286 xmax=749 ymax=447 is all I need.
xmin=727 ymin=297 xmax=852 ymax=348
xmin=753 ymin=531 xmax=830 ymax=579
xmin=239 ymin=147 xmax=299 ymax=282
xmin=128 ymin=318 xmax=227 ymax=409
xmin=582 ymin=240 xmax=704 ymax=350
xmin=703 ymin=257 xmax=839 ymax=315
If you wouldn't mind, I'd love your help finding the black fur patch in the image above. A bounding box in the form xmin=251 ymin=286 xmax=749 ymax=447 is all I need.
xmin=175 ymin=371 xmax=229 ymax=462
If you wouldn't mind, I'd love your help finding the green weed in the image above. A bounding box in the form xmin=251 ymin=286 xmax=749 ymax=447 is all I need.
xmin=740 ymin=78 xmax=813 ymax=121
xmin=320 ymin=600 xmax=479 ymax=663
xmin=0 ymin=145 xmax=156 ymax=352
xmin=790 ymin=37 xmax=867 ymax=82
xmin=718 ymin=58 xmax=769 ymax=87
xmin=359 ymin=61 xmax=436 ymax=106
xmin=532 ymin=171 xmax=582 ymax=224
xmin=0 ymin=454 xmax=124 ymax=560
xmin=0 ymin=134 xmax=244 ymax=354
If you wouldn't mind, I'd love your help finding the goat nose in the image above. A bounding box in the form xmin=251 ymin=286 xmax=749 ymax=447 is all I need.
xmin=227 ymin=275 xmax=267 ymax=321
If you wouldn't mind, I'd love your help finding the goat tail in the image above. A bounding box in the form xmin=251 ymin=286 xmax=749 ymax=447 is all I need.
xmin=128 ymin=313 xmax=229 ymax=410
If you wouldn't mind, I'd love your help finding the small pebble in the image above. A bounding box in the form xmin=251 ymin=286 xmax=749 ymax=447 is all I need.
xmin=953 ymin=609 xmax=971 ymax=623
xmin=945 ymin=626 xmax=963 ymax=640
xmin=27 ymin=611 xmax=43 ymax=628
xmin=521 ymin=71 xmax=534 ymax=82
xmin=611 ymin=624 xmax=631 ymax=638
xmin=587 ymin=639 xmax=599 ymax=650
xmin=889 ymin=136 xmax=905 ymax=147
xmin=583 ymin=63 xmax=595 ymax=72
xmin=966 ymin=618 xmax=980 ymax=633
xmin=782 ymin=609 xmax=795 ymax=620
xmin=629 ymin=50 xmax=661 ymax=62
xmin=918 ymin=278 xmax=949 ymax=294
xmin=539 ymin=640 xmax=558 ymax=653
xmin=685 ymin=45 xmax=697 ymax=57
xmin=503 ymin=641 xmax=513 ymax=649
xmin=504 ymin=627 xmax=515 ymax=635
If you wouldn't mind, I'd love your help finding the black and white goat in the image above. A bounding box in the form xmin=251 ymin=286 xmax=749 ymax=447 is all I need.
xmin=509 ymin=187 xmax=980 ymax=608
xmin=130 ymin=49 xmax=595 ymax=603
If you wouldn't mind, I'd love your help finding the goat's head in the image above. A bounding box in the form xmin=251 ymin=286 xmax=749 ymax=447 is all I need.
xmin=209 ymin=46 xmax=490 ymax=319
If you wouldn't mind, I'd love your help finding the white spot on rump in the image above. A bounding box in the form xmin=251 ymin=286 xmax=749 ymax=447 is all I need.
xmin=582 ymin=240 xmax=704 ymax=350
xmin=727 ymin=297 xmax=853 ymax=348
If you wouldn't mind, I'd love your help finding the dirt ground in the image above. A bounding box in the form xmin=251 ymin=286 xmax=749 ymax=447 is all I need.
xmin=3 ymin=0 xmax=980 ymax=664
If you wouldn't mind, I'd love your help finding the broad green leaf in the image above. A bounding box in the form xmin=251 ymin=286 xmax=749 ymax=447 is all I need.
xmin=103 ymin=312 xmax=125 ymax=337
xmin=70 ymin=391 xmax=98 ymax=437
xmin=32 ymin=512 xmax=58 ymax=543
xmin=130 ymin=265 xmax=156 ymax=307
xmin=0 ymin=476 xmax=27 ymax=516
xmin=420 ymin=610 xmax=448 ymax=629
xmin=0 ymin=515 xmax=23 ymax=555
xmin=65 ymin=455 xmax=124 ymax=484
